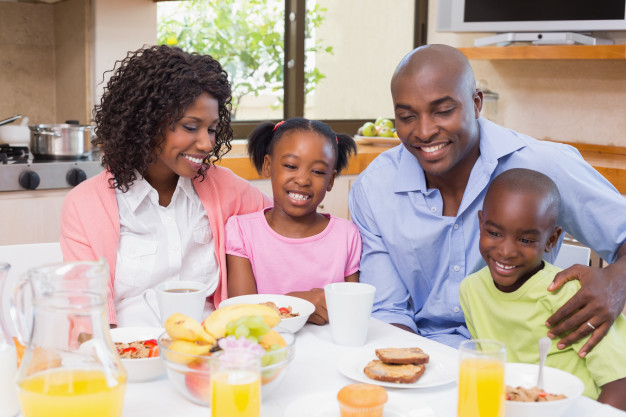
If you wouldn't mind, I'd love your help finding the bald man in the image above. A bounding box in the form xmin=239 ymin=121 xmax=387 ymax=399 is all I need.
xmin=349 ymin=44 xmax=626 ymax=350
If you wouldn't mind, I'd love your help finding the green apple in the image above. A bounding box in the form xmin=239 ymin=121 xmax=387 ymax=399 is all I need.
xmin=376 ymin=118 xmax=394 ymax=129
xmin=378 ymin=126 xmax=394 ymax=138
xmin=374 ymin=117 xmax=385 ymax=126
xmin=361 ymin=122 xmax=377 ymax=137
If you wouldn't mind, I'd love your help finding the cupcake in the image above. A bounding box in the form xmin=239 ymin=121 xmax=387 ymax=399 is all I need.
xmin=337 ymin=383 xmax=388 ymax=417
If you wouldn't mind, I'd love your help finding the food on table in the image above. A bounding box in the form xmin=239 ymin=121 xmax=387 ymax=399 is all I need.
xmin=115 ymin=339 xmax=159 ymax=359
xmin=364 ymin=359 xmax=426 ymax=384
xmin=375 ymin=347 xmax=429 ymax=365
xmin=202 ymin=303 xmax=281 ymax=339
xmin=337 ymin=383 xmax=388 ymax=417
xmin=506 ymin=385 xmax=567 ymax=402
xmin=160 ymin=306 xmax=286 ymax=403
xmin=164 ymin=312 xmax=215 ymax=344
xmin=260 ymin=301 xmax=300 ymax=318
xmin=363 ymin=346 xmax=429 ymax=384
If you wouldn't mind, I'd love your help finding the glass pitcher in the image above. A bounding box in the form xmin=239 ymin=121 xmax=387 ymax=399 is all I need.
xmin=0 ymin=263 xmax=20 ymax=417
xmin=12 ymin=260 xmax=127 ymax=417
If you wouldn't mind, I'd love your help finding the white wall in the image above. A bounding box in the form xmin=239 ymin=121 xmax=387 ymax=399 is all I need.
xmin=92 ymin=0 xmax=157 ymax=106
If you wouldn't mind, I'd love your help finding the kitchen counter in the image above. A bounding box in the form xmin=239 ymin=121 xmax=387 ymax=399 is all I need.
xmin=216 ymin=140 xmax=626 ymax=194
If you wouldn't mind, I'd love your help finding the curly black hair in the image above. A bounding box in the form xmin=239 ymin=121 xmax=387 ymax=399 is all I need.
xmin=93 ymin=45 xmax=233 ymax=191
xmin=247 ymin=117 xmax=357 ymax=175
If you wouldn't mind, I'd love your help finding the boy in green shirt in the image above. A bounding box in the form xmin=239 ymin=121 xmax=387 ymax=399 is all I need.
xmin=459 ymin=168 xmax=626 ymax=410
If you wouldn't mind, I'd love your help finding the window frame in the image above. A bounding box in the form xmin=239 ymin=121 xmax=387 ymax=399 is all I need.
xmin=156 ymin=0 xmax=428 ymax=138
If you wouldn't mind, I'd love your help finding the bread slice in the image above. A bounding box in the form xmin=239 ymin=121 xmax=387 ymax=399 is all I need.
xmin=375 ymin=347 xmax=430 ymax=365
xmin=363 ymin=359 xmax=426 ymax=384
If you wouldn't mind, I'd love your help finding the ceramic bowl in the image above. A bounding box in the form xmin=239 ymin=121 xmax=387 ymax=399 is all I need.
xmin=110 ymin=326 xmax=165 ymax=382
xmin=505 ymin=362 xmax=584 ymax=417
xmin=219 ymin=294 xmax=315 ymax=333
xmin=158 ymin=328 xmax=295 ymax=406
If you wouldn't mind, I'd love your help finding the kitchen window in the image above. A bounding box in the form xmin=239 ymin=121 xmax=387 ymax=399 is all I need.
xmin=157 ymin=0 xmax=427 ymax=138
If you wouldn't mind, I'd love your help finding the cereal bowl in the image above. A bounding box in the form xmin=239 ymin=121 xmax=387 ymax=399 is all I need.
xmin=158 ymin=328 xmax=295 ymax=406
xmin=505 ymin=362 xmax=584 ymax=417
xmin=219 ymin=294 xmax=314 ymax=333
xmin=81 ymin=326 xmax=165 ymax=382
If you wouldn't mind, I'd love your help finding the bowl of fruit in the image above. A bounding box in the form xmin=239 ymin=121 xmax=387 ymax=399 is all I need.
xmin=158 ymin=305 xmax=296 ymax=406
xmin=355 ymin=117 xmax=400 ymax=145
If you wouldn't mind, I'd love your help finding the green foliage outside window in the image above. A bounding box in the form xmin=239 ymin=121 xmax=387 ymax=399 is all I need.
xmin=157 ymin=0 xmax=333 ymax=118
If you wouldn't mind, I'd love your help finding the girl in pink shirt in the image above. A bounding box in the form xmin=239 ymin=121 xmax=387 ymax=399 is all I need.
xmin=226 ymin=118 xmax=361 ymax=325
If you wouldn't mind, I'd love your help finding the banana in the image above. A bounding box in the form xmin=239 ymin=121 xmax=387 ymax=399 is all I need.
xmin=203 ymin=303 xmax=281 ymax=339
xmin=165 ymin=340 xmax=212 ymax=365
xmin=164 ymin=313 xmax=215 ymax=344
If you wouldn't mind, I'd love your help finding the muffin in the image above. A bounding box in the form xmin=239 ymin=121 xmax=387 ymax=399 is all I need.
xmin=337 ymin=383 xmax=388 ymax=417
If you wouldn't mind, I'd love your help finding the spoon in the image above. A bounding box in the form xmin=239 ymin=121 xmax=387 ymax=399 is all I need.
xmin=537 ymin=336 xmax=551 ymax=391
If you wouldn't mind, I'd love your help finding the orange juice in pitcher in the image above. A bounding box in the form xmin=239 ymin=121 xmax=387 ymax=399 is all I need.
xmin=18 ymin=369 xmax=126 ymax=417
xmin=12 ymin=260 xmax=127 ymax=417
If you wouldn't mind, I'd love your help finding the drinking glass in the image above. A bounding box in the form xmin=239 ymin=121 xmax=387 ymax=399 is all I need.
xmin=210 ymin=349 xmax=261 ymax=417
xmin=458 ymin=339 xmax=506 ymax=417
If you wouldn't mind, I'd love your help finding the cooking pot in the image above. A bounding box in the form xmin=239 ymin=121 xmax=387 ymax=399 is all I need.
xmin=29 ymin=123 xmax=94 ymax=160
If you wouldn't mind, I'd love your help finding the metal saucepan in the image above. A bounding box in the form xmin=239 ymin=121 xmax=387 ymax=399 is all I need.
xmin=29 ymin=123 xmax=94 ymax=160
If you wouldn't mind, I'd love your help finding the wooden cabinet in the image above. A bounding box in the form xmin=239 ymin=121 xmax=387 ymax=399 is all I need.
xmin=249 ymin=175 xmax=357 ymax=220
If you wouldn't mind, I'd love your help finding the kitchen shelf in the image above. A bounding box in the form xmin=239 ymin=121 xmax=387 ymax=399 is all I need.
xmin=459 ymin=45 xmax=626 ymax=60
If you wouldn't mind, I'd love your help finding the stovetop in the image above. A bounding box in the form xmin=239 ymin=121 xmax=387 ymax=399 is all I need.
xmin=0 ymin=145 xmax=104 ymax=191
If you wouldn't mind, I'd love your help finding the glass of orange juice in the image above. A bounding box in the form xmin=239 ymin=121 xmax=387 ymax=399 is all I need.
xmin=458 ymin=339 xmax=506 ymax=417
xmin=210 ymin=349 xmax=261 ymax=417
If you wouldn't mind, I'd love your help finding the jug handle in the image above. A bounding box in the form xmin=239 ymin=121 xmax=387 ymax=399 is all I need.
xmin=11 ymin=278 xmax=32 ymax=346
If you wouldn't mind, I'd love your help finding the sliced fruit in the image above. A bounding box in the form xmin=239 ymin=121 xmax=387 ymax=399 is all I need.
xmin=165 ymin=340 xmax=212 ymax=365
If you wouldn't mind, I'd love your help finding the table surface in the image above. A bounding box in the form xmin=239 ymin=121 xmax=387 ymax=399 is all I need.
xmin=118 ymin=318 xmax=625 ymax=417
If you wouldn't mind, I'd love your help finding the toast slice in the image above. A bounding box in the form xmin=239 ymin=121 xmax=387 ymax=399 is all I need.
xmin=363 ymin=359 xmax=426 ymax=384
xmin=375 ymin=347 xmax=430 ymax=365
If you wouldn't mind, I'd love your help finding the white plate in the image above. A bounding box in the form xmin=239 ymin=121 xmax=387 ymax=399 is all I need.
xmin=355 ymin=135 xmax=401 ymax=146
xmin=337 ymin=346 xmax=456 ymax=389
xmin=284 ymin=391 xmax=433 ymax=417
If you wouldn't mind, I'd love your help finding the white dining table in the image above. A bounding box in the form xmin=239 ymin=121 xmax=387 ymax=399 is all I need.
xmin=119 ymin=318 xmax=626 ymax=417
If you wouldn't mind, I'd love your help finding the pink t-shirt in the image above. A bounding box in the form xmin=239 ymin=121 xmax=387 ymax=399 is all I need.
xmin=225 ymin=209 xmax=361 ymax=294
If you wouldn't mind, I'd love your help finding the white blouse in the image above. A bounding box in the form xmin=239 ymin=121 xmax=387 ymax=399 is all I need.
xmin=113 ymin=175 xmax=218 ymax=327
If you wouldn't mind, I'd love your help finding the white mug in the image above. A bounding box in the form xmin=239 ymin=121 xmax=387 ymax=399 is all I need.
xmin=324 ymin=282 xmax=376 ymax=346
xmin=143 ymin=280 xmax=209 ymax=326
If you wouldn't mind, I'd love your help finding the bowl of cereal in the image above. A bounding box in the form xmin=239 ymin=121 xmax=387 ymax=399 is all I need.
xmin=505 ymin=362 xmax=584 ymax=417
xmin=219 ymin=294 xmax=315 ymax=333
xmin=110 ymin=326 xmax=165 ymax=382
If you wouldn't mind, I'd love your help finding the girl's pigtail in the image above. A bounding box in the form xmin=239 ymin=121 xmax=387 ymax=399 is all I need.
xmin=247 ymin=121 xmax=276 ymax=174
xmin=335 ymin=133 xmax=357 ymax=174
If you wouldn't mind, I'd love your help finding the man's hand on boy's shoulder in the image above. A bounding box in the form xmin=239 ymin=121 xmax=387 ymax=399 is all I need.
xmin=546 ymin=252 xmax=626 ymax=357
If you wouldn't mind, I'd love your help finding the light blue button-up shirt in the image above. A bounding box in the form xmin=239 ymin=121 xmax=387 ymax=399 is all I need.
xmin=349 ymin=118 xmax=626 ymax=348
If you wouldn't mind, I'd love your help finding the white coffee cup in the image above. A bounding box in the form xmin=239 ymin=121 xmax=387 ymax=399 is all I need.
xmin=324 ymin=282 xmax=376 ymax=346
xmin=143 ymin=280 xmax=209 ymax=326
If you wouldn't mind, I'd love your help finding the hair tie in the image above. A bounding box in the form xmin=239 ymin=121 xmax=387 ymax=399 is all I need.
xmin=273 ymin=121 xmax=285 ymax=132
xmin=336 ymin=136 xmax=338 ymax=144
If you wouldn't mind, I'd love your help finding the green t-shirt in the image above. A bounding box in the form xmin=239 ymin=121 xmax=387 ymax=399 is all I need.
xmin=459 ymin=262 xmax=626 ymax=399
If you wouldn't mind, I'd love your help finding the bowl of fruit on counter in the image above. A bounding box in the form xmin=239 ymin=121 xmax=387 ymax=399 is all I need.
xmin=355 ymin=117 xmax=401 ymax=146
xmin=158 ymin=305 xmax=295 ymax=406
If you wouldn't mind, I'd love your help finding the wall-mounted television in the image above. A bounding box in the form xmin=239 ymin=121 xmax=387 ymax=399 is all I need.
xmin=437 ymin=0 xmax=626 ymax=45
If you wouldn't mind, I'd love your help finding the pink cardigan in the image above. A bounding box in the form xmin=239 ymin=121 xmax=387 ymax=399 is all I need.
xmin=60 ymin=168 xmax=271 ymax=324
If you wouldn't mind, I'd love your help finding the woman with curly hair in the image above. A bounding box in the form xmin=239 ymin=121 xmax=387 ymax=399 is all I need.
xmin=60 ymin=45 xmax=271 ymax=327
